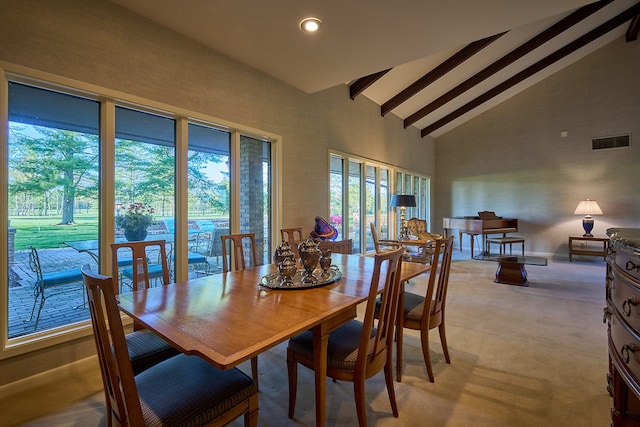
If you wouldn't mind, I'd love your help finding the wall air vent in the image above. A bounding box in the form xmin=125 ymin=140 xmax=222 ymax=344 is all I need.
xmin=592 ymin=134 xmax=631 ymax=150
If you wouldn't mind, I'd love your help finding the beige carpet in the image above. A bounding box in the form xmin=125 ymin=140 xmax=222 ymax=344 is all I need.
xmin=16 ymin=253 xmax=611 ymax=426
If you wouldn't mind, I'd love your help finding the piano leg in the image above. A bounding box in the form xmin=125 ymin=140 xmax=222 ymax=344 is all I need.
xmin=461 ymin=232 xmax=479 ymax=258
xmin=470 ymin=234 xmax=474 ymax=258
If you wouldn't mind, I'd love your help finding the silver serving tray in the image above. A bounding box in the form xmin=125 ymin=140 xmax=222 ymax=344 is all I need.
xmin=260 ymin=266 xmax=342 ymax=290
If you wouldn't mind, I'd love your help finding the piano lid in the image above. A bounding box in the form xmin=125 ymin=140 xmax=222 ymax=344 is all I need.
xmin=478 ymin=211 xmax=502 ymax=220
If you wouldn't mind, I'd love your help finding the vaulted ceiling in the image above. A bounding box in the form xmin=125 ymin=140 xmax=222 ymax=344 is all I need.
xmin=109 ymin=0 xmax=639 ymax=138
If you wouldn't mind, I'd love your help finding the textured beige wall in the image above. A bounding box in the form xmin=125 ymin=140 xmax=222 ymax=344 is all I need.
xmin=0 ymin=0 xmax=433 ymax=383
xmin=0 ymin=0 xmax=434 ymax=233
xmin=435 ymin=36 xmax=640 ymax=254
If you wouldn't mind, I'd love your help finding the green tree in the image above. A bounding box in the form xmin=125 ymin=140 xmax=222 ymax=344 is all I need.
xmin=9 ymin=125 xmax=98 ymax=224
xmin=187 ymin=151 xmax=229 ymax=215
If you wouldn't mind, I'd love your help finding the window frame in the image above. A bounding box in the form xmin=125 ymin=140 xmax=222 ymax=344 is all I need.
xmin=0 ymin=63 xmax=282 ymax=358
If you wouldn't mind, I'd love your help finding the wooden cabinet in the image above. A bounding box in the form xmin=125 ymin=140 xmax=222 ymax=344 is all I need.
xmin=606 ymin=228 xmax=640 ymax=426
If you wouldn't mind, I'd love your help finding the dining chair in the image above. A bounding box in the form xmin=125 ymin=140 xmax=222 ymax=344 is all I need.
xmin=393 ymin=235 xmax=455 ymax=382
xmin=110 ymin=240 xmax=180 ymax=374
xmin=111 ymin=240 xmax=170 ymax=293
xmin=27 ymin=246 xmax=84 ymax=329
xmin=280 ymin=227 xmax=304 ymax=257
xmin=370 ymin=222 xmax=402 ymax=254
xmin=220 ymin=233 xmax=259 ymax=273
xmin=286 ymin=247 xmax=405 ymax=427
xmin=318 ymin=238 xmax=353 ymax=254
xmin=80 ymin=265 xmax=259 ymax=427
xmin=220 ymin=232 xmax=261 ymax=389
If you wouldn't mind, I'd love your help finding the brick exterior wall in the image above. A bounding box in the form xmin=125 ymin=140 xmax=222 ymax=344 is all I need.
xmin=240 ymin=136 xmax=266 ymax=263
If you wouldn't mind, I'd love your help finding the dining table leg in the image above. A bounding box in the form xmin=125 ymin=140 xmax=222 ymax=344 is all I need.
xmin=311 ymin=323 xmax=329 ymax=427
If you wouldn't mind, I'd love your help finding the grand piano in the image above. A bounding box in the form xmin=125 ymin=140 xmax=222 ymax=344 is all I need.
xmin=443 ymin=211 xmax=518 ymax=257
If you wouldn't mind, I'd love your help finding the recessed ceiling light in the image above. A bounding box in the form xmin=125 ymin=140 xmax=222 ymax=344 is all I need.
xmin=300 ymin=17 xmax=322 ymax=33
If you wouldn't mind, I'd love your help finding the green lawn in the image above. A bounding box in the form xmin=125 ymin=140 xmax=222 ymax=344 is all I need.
xmin=9 ymin=213 xmax=228 ymax=250
xmin=10 ymin=214 xmax=98 ymax=250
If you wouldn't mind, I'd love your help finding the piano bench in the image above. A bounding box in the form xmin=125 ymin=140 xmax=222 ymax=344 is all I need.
xmin=486 ymin=237 xmax=525 ymax=257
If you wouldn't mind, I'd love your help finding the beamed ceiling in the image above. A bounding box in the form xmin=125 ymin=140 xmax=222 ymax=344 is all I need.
xmin=109 ymin=0 xmax=639 ymax=138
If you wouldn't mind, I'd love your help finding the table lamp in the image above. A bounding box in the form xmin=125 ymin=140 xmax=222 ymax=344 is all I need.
xmin=390 ymin=194 xmax=416 ymax=239
xmin=574 ymin=199 xmax=603 ymax=237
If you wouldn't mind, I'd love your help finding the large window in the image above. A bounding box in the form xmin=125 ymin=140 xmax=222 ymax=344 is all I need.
xmin=394 ymin=170 xmax=431 ymax=237
xmin=7 ymin=82 xmax=99 ymax=338
xmin=2 ymin=72 xmax=278 ymax=352
xmin=329 ymin=151 xmax=430 ymax=254
xmin=187 ymin=123 xmax=230 ymax=274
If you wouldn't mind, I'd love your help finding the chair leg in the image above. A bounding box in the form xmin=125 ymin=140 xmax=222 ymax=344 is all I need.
xmin=439 ymin=323 xmax=451 ymax=364
xmin=251 ymin=356 xmax=259 ymax=391
xmin=286 ymin=348 xmax=298 ymax=419
xmin=244 ymin=394 xmax=259 ymax=427
xmin=32 ymin=296 xmax=46 ymax=330
xmin=384 ymin=355 xmax=399 ymax=418
xmin=395 ymin=323 xmax=404 ymax=382
xmin=353 ymin=375 xmax=368 ymax=427
xmin=420 ymin=328 xmax=435 ymax=382
xmin=396 ymin=291 xmax=405 ymax=382
xmin=29 ymin=291 xmax=41 ymax=321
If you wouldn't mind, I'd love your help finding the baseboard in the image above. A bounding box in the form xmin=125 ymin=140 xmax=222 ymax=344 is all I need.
xmin=0 ymin=354 xmax=99 ymax=397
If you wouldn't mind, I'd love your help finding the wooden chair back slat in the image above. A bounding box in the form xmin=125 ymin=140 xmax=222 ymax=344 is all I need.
xmin=318 ymin=239 xmax=353 ymax=254
xmin=81 ymin=265 xmax=145 ymax=426
xmin=221 ymin=233 xmax=259 ymax=273
xmin=111 ymin=240 xmax=170 ymax=293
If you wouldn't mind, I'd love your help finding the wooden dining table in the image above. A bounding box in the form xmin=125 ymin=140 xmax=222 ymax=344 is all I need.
xmin=118 ymin=253 xmax=429 ymax=427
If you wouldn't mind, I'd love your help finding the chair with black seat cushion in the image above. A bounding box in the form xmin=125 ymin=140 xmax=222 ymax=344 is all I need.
xmin=110 ymin=240 xmax=180 ymax=374
xmin=393 ymin=235 xmax=454 ymax=382
xmin=287 ymin=247 xmax=404 ymax=427
xmin=220 ymin=232 xmax=261 ymax=388
xmin=80 ymin=265 xmax=259 ymax=427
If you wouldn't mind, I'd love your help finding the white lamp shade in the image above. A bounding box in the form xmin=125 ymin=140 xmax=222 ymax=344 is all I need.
xmin=574 ymin=199 xmax=603 ymax=216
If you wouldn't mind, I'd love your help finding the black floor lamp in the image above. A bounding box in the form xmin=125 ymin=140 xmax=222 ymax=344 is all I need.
xmin=390 ymin=194 xmax=416 ymax=239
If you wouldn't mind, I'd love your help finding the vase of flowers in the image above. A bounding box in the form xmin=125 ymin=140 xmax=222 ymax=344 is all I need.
xmin=116 ymin=202 xmax=154 ymax=241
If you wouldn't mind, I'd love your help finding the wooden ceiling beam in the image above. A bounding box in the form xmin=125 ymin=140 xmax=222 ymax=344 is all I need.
xmin=404 ymin=0 xmax=613 ymax=128
xmin=627 ymin=14 xmax=640 ymax=41
xmin=380 ymin=33 xmax=505 ymax=116
xmin=421 ymin=2 xmax=640 ymax=138
xmin=349 ymin=69 xmax=391 ymax=99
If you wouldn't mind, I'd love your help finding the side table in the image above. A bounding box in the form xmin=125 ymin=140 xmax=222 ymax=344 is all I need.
xmin=568 ymin=235 xmax=608 ymax=262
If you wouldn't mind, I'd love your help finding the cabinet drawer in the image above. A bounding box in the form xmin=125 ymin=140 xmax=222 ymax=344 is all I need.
xmin=615 ymin=245 xmax=640 ymax=282
xmin=612 ymin=264 xmax=640 ymax=332
xmin=610 ymin=309 xmax=640 ymax=386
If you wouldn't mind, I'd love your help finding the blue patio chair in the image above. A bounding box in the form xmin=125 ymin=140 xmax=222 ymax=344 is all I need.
xmin=196 ymin=219 xmax=217 ymax=233
xmin=169 ymin=250 xmax=210 ymax=278
xmin=163 ymin=218 xmax=201 ymax=235
xmin=190 ymin=227 xmax=228 ymax=273
xmin=27 ymin=246 xmax=85 ymax=329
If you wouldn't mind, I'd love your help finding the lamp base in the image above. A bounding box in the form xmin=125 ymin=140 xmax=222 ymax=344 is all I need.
xmin=582 ymin=218 xmax=594 ymax=237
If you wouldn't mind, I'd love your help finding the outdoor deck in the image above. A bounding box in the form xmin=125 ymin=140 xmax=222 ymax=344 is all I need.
xmin=8 ymin=247 xmax=223 ymax=338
